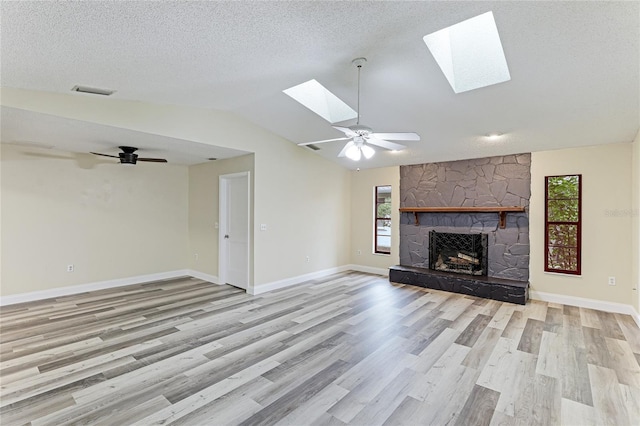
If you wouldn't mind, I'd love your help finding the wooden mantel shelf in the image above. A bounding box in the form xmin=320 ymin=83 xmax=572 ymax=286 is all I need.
xmin=399 ymin=206 xmax=526 ymax=228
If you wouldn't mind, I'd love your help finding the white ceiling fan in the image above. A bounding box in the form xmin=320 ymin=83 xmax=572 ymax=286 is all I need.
xmin=298 ymin=58 xmax=420 ymax=161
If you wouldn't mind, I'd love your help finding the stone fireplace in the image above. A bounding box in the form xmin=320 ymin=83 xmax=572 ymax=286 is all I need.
xmin=390 ymin=154 xmax=531 ymax=304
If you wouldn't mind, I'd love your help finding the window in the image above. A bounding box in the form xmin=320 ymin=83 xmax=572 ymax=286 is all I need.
xmin=375 ymin=186 xmax=392 ymax=254
xmin=545 ymin=174 xmax=581 ymax=274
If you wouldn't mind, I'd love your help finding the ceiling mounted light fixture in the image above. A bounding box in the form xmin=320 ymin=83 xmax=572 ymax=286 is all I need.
xmin=345 ymin=136 xmax=375 ymax=161
xmin=361 ymin=144 xmax=375 ymax=159
xmin=345 ymin=144 xmax=362 ymax=161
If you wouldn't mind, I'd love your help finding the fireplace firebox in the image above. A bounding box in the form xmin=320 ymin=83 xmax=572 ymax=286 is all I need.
xmin=429 ymin=231 xmax=488 ymax=276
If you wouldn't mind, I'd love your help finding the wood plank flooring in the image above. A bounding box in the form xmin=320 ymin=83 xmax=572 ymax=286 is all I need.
xmin=1 ymin=272 xmax=639 ymax=425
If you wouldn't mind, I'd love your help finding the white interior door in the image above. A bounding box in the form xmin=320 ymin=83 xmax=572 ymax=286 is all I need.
xmin=219 ymin=172 xmax=250 ymax=290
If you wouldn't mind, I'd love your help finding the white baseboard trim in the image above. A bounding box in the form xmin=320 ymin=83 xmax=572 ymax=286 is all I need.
xmin=248 ymin=265 xmax=351 ymax=295
xmin=0 ymin=265 xmax=389 ymax=306
xmin=530 ymin=290 xmax=640 ymax=328
xmin=346 ymin=264 xmax=389 ymax=276
xmin=248 ymin=264 xmax=389 ymax=295
xmin=187 ymin=270 xmax=220 ymax=285
xmin=0 ymin=270 xmax=191 ymax=306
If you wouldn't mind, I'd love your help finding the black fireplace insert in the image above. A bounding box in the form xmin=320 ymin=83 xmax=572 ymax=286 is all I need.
xmin=429 ymin=231 xmax=488 ymax=276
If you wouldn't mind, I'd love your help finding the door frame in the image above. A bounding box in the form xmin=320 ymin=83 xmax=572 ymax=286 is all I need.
xmin=219 ymin=171 xmax=251 ymax=290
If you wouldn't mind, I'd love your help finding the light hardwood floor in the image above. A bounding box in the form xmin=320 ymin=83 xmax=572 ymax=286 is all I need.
xmin=1 ymin=272 xmax=639 ymax=425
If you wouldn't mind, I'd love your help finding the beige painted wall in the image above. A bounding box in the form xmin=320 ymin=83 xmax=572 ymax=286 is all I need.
xmin=350 ymin=167 xmax=400 ymax=270
xmin=190 ymin=144 xmax=353 ymax=288
xmin=530 ymin=143 xmax=633 ymax=305
xmin=188 ymin=154 xmax=254 ymax=281
xmin=252 ymin=147 xmax=352 ymax=285
xmin=1 ymin=145 xmax=189 ymax=296
xmin=1 ymin=89 xmax=352 ymax=291
xmin=632 ymin=130 xmax=640 ymax=311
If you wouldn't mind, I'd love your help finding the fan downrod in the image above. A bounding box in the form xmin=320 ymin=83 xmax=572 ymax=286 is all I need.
xmin=352 ymin=57 xmax=366 ymax=125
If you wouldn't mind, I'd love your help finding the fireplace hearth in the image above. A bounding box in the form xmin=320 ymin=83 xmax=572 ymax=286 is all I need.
xmin=389 ymin=265 xmax=528 ymax=305
xmin=429 ymin=231 xmax=488 ymax=276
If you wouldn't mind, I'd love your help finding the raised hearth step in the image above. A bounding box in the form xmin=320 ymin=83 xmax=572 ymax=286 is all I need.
xmin=389 ymin=265 xmax=529 ymax=305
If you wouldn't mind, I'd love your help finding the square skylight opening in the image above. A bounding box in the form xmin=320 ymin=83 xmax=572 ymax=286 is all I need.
xmin=423 ymin=11 xmax=511 ymax=94
xmin=283 ymin=79 xmax=357 ymax=123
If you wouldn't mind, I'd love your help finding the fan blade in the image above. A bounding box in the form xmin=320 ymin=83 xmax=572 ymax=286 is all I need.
xmin=90 ymin=152 xmax=120 ymax=158
xmin=332 ymin=126 xmax=358 ymax=137
xmin=297 ymin=137 xmax=351 ymax=146
xmin=337 ymin=141 xmax=355 ymax=158
xmin=138 ymin=158 xmax=168 ymax=163
xmin=370 ymin=132 xmax=420 ymax=141
xmin=366 ymin=137 xmax=407 ymax=151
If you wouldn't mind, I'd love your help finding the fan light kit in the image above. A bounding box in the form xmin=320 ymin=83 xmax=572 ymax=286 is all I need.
xmin=345 ymin=136 xmax=375 ymax=161
xmin=297 ymin=58 xmax=420 ymax=161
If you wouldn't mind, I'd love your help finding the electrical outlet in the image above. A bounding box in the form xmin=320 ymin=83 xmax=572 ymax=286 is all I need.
xmin=67 ymin=264 xmax=74 ymax=272
xmin=260 ymin=224 xmax=267 ymax=231
xmin=214 ymin=222 xmax=219 ymax=229
xmin=357 ymin=249 xmax=362 ymax=256
xmin=608 ymin=276 xmax=616 ymax=286
xmin=305 ymin=256 xmax=310 ymax=262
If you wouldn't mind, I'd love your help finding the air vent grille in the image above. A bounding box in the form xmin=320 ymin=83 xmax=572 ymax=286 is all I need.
xmin=71 ymin=85 xmax=116 ymax=96
xmin=306 ymin=144 xmax=321 ymax=151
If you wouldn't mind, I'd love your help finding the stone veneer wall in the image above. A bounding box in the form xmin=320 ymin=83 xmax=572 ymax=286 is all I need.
xmin=400 ymin=154 xmax=531 ymax=282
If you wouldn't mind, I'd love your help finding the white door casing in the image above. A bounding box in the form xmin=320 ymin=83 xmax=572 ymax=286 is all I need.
xmin=219 ymin=172 xmax=250 ymax=290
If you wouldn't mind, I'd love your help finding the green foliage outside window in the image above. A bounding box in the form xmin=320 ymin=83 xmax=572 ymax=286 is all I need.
xmin=377 ymin=202 xmax=391 ymax=218
xmin=547 ymin=175 xmax=579 ymax=222
xmin=546 ymin=175 xmax=581 ymax=274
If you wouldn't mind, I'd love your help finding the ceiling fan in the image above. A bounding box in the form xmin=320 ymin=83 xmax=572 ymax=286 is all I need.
xmin=90 ymin=146 xmax=167 ymax=165
xmin=298 ymin=57 xmax=420 ymax=161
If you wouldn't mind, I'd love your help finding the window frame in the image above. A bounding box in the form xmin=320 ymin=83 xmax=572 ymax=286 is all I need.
xmin=374 ymin=185 xmax=392 ymax=255
xmin=544 ymin=174 xmax=582 ymax=275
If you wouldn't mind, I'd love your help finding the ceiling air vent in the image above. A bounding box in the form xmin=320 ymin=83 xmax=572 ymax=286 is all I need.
xmin=71 ymin=85 xmax=116 ymax=96
xmin=306 ymin=144 xmax=321 ymax=151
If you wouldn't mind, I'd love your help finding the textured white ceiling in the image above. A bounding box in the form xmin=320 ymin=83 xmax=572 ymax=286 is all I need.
xmin=1 ymin=1 xmax=638 ymax=168
xmin=1 ymin=107 xmax=248 ymax=165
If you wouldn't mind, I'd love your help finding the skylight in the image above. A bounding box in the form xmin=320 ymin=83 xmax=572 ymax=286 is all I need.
xmin=283 ymin=79 xmax=357 ymax=123
xmin=423 ymin=11 xmax=510 ymax=94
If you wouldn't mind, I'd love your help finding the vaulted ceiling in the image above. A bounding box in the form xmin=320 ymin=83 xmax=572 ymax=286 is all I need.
xmin=1 ymin=1 xmax=638 ymax=168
